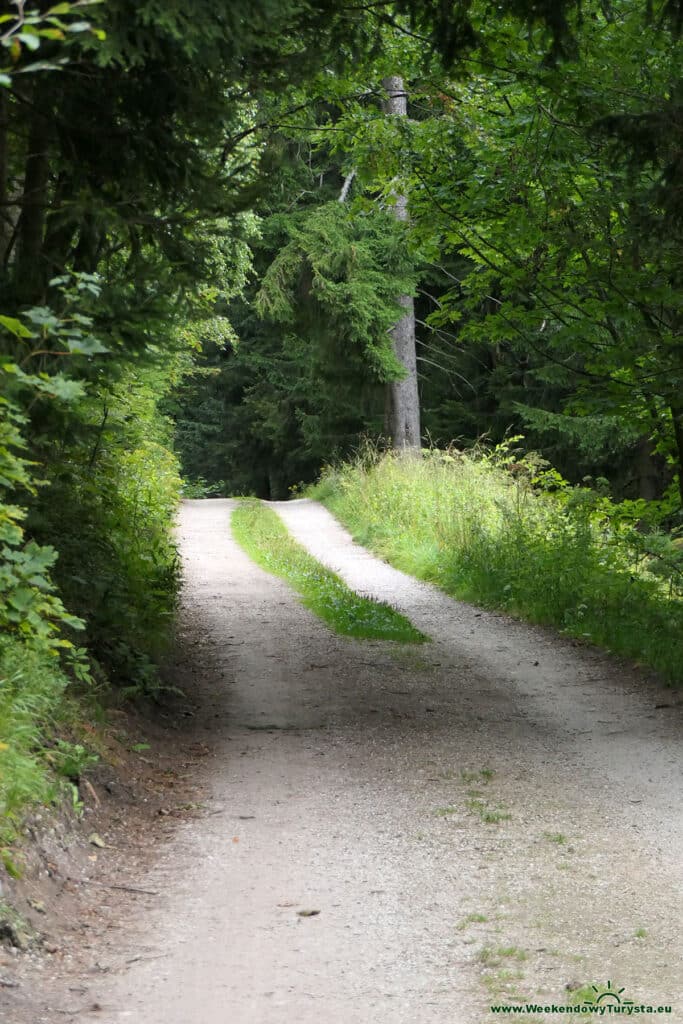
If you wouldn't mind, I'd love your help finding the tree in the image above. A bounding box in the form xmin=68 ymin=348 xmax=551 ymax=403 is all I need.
xmin=168 ymin=3 xmax=683 ymax=505
xmin=382 ymin=75 xmax=420 ymax=450
xmin=364 ymin=2 xmax=681 ymax=511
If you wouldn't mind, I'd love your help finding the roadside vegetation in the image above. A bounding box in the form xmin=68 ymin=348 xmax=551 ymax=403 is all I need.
xmin=231 ymin=501 xmax=426 ymax=643
xmin=0 ymin=307 xmax=182 ymax=839
xmin=312 ymin=447 xmax=683 ymax=684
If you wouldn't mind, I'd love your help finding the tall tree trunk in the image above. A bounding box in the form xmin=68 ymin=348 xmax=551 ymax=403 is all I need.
xmin=0 ymin=93 xmax=22 ymax=271
xmin=382 ymin=75 xmax=421 ymax=451
xmin=73 ymin=212 xmax=101 ymax=274
xmin=671 ymin=404 xmax=683 ymax=508
xmin=15 ymin=88 xmax=51 ymax=304
xmin=633 ymin=437 xmax=661 ymax=501
xmin=42 ymin=172 xmax=78 ymax=282
xmin=0 ymin=90 xmax=9 ymax=263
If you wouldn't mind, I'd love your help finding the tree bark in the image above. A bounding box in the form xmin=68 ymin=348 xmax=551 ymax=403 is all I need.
xmin=671 ymin=404 xmax=683 ymax=508
xmin=42 ymin=172 xmax=78 ymax=282
xmin=73 ymin=212 xmax=101 ymax=274
xmin=338 ymin=169 xmax=356 ymax=203
xmin=0 ymin=90 xmax=9 ymax=263
xmin=382 ymin=75 xmax=421 ymax=451
xmin=633 ymin=437 xmax=661 ymax=501
xmin=15 ymin=87 xmax=52 ymax=303
xmin=388 ymin=293 xmax=421 ymax=449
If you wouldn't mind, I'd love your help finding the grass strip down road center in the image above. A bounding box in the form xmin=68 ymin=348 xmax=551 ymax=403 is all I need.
xmin=231 ymin=500 xmax=426 ymax=644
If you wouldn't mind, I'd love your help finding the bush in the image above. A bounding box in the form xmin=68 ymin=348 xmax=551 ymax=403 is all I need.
xmin=0 ymin=384 xmax=93 ymax=836
xmin=26 ymin=373 xmax=182 ymax=692
xmin=1 ymin=296 xmax=182 ymax=836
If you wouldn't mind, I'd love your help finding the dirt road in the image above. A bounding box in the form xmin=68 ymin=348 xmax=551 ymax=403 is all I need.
xmin=7 ymin=498 xmax=683 ymax=1022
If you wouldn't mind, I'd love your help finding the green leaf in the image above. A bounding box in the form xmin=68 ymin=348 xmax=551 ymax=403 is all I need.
xmin=17 ymin=33 xmax=42 ymax=51
xmin=0 ymin=316 xmax=33 ymax=339
xmin=37 ymin=375 xmax=86 ymax=402
xmin=8 ymin=587 xmax=36 ymax=612
xmin=65 ymin=335 xmax=109 ymax=355
xmin=25 ymin=306 xmax=59 ymax=328
xmin=16 ymin=59 xmax=67 ymax=74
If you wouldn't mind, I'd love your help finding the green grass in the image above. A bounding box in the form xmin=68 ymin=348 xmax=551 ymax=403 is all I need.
xmin=456 ymin=912 xmax=488 ymax=930
xmin=466 ymin=797 xmax=511 ymax=824
xmin=312 ymin=448 xmax=683 ymax=684
xmin=479 ymin=946 xmax=528 ymax=966
xmin=0 ymin=639 xmax=66 ymax=841
xmin=0 ymin=638 xmax=101 ymax=844
xmin=231 ymin=500 xmax=427 ymax=643
xmin=544 ymin=831 xmax=568 ymax=845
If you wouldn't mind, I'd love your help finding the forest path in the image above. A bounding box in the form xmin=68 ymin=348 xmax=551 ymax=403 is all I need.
xmin=16 ymin=498 xmax=683 ymax=1022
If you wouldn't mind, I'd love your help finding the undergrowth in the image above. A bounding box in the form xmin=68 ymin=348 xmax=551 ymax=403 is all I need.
xmin=231 ymin=500 xmax=426 ymax=643
xmin=26 ymin=374 xmax=183 ymax=692
xmin=1 ymin=300 xmax=182 ymax=836
xmin=311 ymin=446 xmax=683 ymax=684
xmin=0 ymin=639 xmax=91 ymax=845
xmin=0 ymin=642 xmax=63 ymax=831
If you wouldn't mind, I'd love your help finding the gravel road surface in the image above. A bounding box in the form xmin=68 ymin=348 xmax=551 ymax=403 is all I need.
xmin=10 ymin=498 xmax=682 ymax=1023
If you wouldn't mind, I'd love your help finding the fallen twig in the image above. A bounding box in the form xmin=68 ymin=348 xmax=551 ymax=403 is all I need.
xmin=95 ymin=882 xmax=159 ymax=897
xmin=81 ymin=778 xmax=100 ymax=807
xmin=73 ymin=877 xmax=159 ymax=897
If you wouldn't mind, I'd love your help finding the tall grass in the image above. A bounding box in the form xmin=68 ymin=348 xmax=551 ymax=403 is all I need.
xmin=0 ymin=640 xmax=67 ymax=838
xmin=312 ymin=448 xmax=683 ymax=684
xmin=231 ymin=500 xmax=426 ymax=643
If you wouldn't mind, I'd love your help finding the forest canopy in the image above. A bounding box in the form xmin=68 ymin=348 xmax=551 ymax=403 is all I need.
xmin=157 ymin=1 xmax=683 ymax=511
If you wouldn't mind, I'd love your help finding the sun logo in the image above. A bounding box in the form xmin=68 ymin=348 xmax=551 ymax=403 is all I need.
xmin=585 ymin=981 xmax=634 ymax=1007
